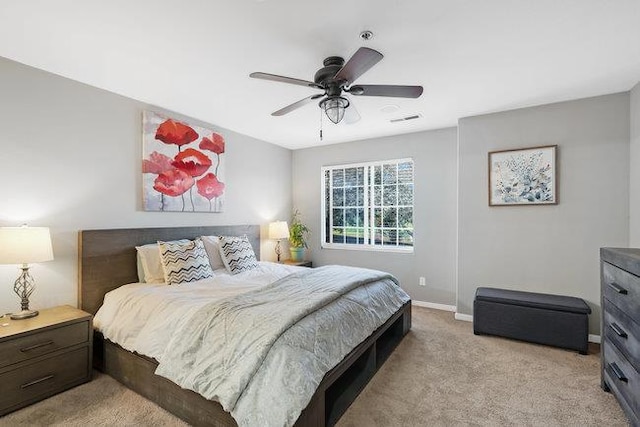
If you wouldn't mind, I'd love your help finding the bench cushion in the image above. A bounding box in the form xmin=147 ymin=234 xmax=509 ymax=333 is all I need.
xmin=475 ymin=287 xmax=591 ymax=315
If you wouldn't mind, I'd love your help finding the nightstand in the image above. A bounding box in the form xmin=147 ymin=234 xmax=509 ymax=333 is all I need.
xmin=0 ymin=305 xmax=92 ymax=416
xmin=283 ymin=260 xmax=313 ymax=268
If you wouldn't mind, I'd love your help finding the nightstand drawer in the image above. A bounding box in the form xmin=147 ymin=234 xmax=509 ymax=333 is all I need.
xmin=0 ymin=346 xmax=90 ymax=414
xmin=0 ymin=321 xmax=89 ymax=369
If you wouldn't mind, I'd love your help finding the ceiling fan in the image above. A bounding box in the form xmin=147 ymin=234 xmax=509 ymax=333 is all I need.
xmin=250 ymin=47 xmax=423 ymax=125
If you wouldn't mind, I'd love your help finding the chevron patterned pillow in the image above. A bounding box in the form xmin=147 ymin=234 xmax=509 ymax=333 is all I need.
xmin=218 ymin=235 xmax=258 ymax=274
xmin=158 ymin=238 xmax=214 ymax=285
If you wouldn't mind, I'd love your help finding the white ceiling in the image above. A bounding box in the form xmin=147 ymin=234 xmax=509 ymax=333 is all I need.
xmin=1 ymin=1 xmax=639 ymax=149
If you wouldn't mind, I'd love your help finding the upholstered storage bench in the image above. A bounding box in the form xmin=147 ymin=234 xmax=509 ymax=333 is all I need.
xmin=473 ymin=287 xmax=591 ymax=354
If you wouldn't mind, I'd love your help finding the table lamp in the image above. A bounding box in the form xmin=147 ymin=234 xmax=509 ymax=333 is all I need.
xmin=268 ymin=221 xmax=289 ymax=262
xmin=0 ymin=226 xmax=54 ymax=320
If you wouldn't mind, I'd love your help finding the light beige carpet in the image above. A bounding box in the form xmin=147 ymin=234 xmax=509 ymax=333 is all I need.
xmin=1 ymin=307 xmax=628 ymax=426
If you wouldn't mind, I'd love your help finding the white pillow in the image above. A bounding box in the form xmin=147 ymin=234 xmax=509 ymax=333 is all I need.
xmin=136 ymin=239 xmax=189 ymax=284
xmin=158 ymin=238 xmax=214 ymax=285
xmin=218 ymin=235 xmax=259 ymax=275
xmin=136 ymin=253 xmax=146 ymax=282
xmin=200 ymin=235 xmax=225 ymax=270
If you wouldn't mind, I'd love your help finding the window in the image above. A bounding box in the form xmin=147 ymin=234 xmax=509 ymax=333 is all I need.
xmin=322 ymin=158 xmax=414 ymax=252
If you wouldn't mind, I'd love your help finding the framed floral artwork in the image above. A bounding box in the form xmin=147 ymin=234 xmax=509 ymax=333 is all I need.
xmin=142 ymin=111 xmax=225 ymax=212
xmin=488 ymin=145 xmax=557 ymax=206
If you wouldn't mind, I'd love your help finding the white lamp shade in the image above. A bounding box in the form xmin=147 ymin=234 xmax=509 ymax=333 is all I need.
xmin=269 ymin=221 xmax=289 ymax=240
xmin=0 ymin=226 xmax=54 ymax=265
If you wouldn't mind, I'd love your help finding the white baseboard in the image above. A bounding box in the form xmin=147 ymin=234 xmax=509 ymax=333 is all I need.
xmin=411 ymin=300 xmax=456 ymax=312
xmin=588 ymin=334 xmax=601 ymax=344
xmin=454 ymin=312 xmax=473 ymax=322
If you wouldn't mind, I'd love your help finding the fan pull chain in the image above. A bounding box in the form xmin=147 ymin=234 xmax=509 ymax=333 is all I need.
xmin=319 ymin=107 xmax=323 ymax=141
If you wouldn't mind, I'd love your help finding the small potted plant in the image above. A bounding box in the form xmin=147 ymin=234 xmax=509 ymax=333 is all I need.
xmin=289 ymin=210 xmax=309 ymax=262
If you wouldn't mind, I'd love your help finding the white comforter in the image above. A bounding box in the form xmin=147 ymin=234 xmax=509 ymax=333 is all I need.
xmin=94 ymin=262 xmax=302 ymax=358
xmin=94 ymin=262 xmax=410 ymax=427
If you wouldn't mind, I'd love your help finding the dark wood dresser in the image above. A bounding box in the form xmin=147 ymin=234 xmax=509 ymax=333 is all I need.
xmin=600 ymin=248 xmax=640 ymax=426
xmin=0 ymin=305 xmax=92 ymax=416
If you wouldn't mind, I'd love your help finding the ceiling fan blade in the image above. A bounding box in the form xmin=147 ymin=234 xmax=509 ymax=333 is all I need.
xmin=349 ymin=84 xmax=423 ymax=98
xmin=343 ymin=97 xmax=361 ymax=124
xmin=250 ymin=72 xmax=322 ymax=89
xmin=333 ymin=47 xmax=383 ymax=85
xmin=272 ymin=94 xmax=324 ymax=116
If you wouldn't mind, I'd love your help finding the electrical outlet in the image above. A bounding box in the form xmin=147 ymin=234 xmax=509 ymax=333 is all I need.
xmin=419 ymin=277 xmax=426 ymax=287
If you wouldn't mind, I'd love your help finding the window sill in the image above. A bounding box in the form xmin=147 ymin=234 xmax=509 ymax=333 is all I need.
xmin=321 ymin=243 xmax=414 ymax=254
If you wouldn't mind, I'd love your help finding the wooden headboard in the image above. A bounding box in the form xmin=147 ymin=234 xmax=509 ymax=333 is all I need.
xmin=78 ymin=225 xmax=260 ymax=315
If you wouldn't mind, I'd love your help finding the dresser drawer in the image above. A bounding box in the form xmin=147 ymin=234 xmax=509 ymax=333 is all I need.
xmin=0 ymin=346 xmax=90 ymax=414
xmin=602 ymin=261 xmax=640 ymax=323
xmin=604 ymin=301 xmax=640 ymax=368
xmin=603 ymin=340 xmax=640 ymax=416
xmin=0 ymin=321 xmax=89 ymax=369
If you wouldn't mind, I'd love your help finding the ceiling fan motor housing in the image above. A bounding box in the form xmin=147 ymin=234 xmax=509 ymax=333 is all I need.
xmin=314 ymin=56 xmax=346 ymax=86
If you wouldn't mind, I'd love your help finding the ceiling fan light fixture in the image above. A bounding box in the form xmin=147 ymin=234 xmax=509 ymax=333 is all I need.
xmin=321 ymin=96 xmax=350 ymax=124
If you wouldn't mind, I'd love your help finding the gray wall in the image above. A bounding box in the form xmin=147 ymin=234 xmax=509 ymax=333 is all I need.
xmin=0 ymin=57 xmax=292 ymax=314
xmin=292 ymin=128 xmax=458 ymax=305
xmin=457 ymin=93 xmax=630 ymax=334
xmin=2 ymin=52 xmax=634 ymax=336
xmin=631 ymin=82 xmax=640 ymax=246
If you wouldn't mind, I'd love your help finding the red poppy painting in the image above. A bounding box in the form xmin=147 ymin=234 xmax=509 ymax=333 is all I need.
xmin=142 ymin=111 xmax=226 ymax=212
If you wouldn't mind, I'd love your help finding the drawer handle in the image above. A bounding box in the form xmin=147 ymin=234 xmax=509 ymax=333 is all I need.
xmin=20 ymin=340 xmax=54 ymax=352
xmin=609 ymin=323 xmax=628 ymax=338
xmin=608 ymin=363 xmax=628 ymax=383
xmin=21 ymin=374 xmax=54 ymax=389
xmin=608 ymin=282 xmax=628 ymax=295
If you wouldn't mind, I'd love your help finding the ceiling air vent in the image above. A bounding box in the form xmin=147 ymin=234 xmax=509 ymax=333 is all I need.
xmin=390 ymin=113 xmax=422 ymax=123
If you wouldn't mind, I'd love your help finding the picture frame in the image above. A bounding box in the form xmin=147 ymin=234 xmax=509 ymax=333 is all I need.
xmin=488 ymin=145 xmax=557 ymax=206
xmin=142 ymin=111 xmax=226 ymax=212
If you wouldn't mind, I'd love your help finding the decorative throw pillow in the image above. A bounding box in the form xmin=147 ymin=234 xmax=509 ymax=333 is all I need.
xmin=136 ymin=239 xmax=190 ymax=284
xmin=218 ymin=235 xmax=259 ymax=274
xmin=200 ymin=235 xmax=226 ymax=271
xmin=158 ymin=238 xmax=214 ymax=285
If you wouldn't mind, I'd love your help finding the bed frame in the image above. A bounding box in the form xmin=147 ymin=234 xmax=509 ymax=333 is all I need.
xmin=79 ymin=225 xmax=411 ymax=427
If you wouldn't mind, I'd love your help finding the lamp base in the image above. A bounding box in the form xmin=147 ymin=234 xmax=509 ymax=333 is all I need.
xmin=275 ymin=240 xmax=283 ymax=263
xmin=10 ymin=309 xmax=39 ymax=320
xmin=12 ymin=265 xmax=38 ymax=320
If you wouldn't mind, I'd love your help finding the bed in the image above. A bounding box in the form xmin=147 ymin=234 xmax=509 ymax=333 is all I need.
xmin=78 ymin=225 xmax=411 ymax=427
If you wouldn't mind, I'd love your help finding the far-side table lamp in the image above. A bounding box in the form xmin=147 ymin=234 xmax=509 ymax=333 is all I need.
xmin=268 ymin=221 xmax=289 ymax=262
xmin=0 ymin=226 xmax=54 ymax=320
